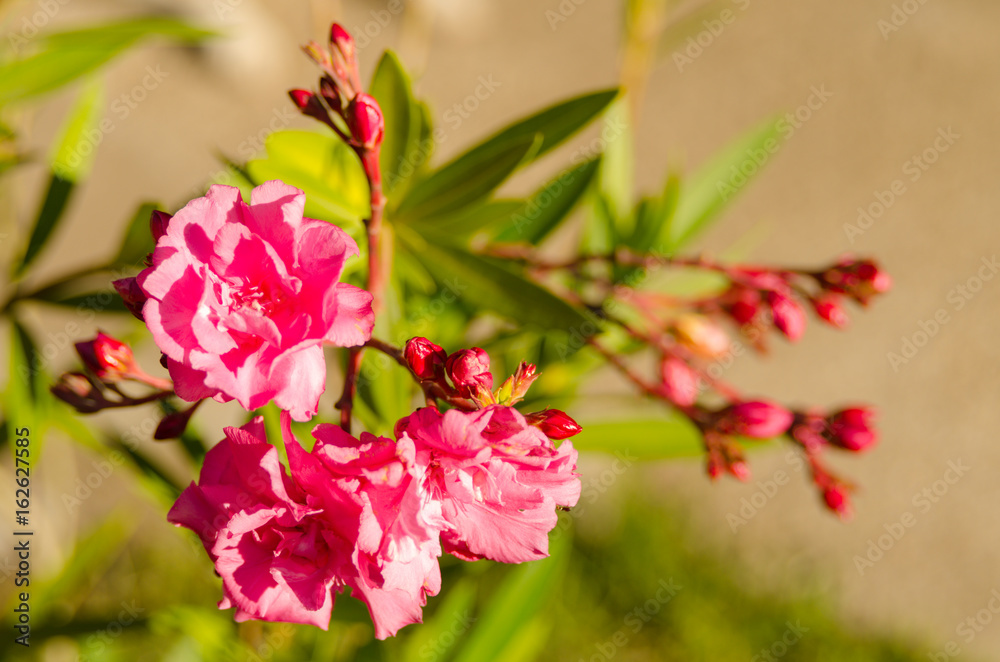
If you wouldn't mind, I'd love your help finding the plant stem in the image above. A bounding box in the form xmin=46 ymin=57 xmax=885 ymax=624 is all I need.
xmin=337 ymin=148 xmax=385 ymax=433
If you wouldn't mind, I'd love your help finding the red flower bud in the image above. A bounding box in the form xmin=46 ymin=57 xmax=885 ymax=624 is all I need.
xmin=329 ymin=23 xmax=355 ymax=61
xmin=660 ymin=356 xmax=699 ymax=407
xmin=51 ymin=372 xmax=102 ymax=413
xmin=827 ymin=406 xmax=877 ymax=452
xmin=728 ymin=460 xmax=752 ymax=482
xmin=75 ymin=332 xmax=138 ymax=382
xmin=822 ymin=484 xmax=853 ymax=520
xmin=404 ymin=337 xmax=447 ymax=381
xmin=528 ymin=408 xmax=582 ymax=440
xmin=719 ymin=400 xmax=793 ymax=439
xmin=767 ymin=290 xmax=806 ymax=341
xmin=812 ymin=293 xmax=849 ymax=329
xmin=817 ymin=258 xmax=891 ymax=305
xmin=723 ymin=286 xmax=762 ymax=326
xmin=113 ymin=277 xmax=148 ymax=321
xmin=347 ymin=93 xmax=384 ymax=150
xmin=289 ymin=88 xmax=315 ymax=111
xmin=445 ymin=348 xmax=493 ymax=397
xmin=149 ymin=210 xmax=172 ymax=243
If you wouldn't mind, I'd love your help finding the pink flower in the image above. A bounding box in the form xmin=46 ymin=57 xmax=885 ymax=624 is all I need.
xmin=168 ymin=415 xmax=442 ymax=639
xmin=137 ymin=182 xmax=374 ymax=420
xmin=396 ymin=405 xmax=580 ymax=564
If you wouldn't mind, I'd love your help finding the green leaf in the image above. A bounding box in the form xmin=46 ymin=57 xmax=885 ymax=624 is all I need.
xmin=112 ymin=201 xmax=160 ymax=268
xmin=399 ymin=227 xmax=592 ymax=334
xmin=0 ymin=17 xmax=214 ymax=106
xmin=597 ymin=97 xmax=634 ymax=229
xmin=452 ymin=537 xmax=567 ymax=662
xmin=667 ymin=117 xmax=783 ymax=250
xmin=493 ymin=156 xmax=602 ymax=244
xmin=369 ymin=50 xmax=421 ymax=199
xmin=394 ymin=135 xmax=541 ymax=221
xmin=572 ymin=415 xmax=703 ymax=459
xmin=14 ymin=80 xmax=107 ymax=275
xmin=411 ymin=199 xmax=526 ymax=240
xmin=7 ymin=321 xmax=39 ymax=448
xmin=432 ymin=87 xmax=619 ymax=175
xmin=246 ymin=130 xmax=368 ymax=229
xmin=402 ymin=579 xmax=477 ymax=662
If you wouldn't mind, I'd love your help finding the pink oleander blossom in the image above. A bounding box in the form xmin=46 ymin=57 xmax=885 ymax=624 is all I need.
xmin=138 ymin=181 xmax=373 ymax=421
xmin=167 ymin=415 xmax=441 ymax=638
xmin=396 ymin=405 xmax=580 ymax=564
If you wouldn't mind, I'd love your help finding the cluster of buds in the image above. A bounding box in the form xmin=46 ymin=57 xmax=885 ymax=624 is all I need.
xmin=52 ymin=331 xmax=204 ymax=440
xmin=713 ymin=257 xmax=891 ymax=344
xmin=290 ymin=24 xmax=384 ymax=159
xmin=402 ymin=336 xmax=579 ymax=440
xmin=52 ymin=332 xmax=172 ymax=413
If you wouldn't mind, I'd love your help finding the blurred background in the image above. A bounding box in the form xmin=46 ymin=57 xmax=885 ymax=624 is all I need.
xmin=1 ymin=0 xmax=998 ymax=660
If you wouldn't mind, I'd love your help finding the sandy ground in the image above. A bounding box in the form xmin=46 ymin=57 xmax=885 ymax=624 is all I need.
xmin=3 ymin=0 xmax=1000 ymax=657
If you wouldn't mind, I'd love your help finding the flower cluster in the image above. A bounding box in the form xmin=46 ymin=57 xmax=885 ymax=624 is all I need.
xmin=169 ymin=349 xmax=580 ymax=638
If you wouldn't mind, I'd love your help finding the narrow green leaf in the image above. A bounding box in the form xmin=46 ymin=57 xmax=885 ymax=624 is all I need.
xmin=402 ymin=579 xmax=477 ymax=662
xmin=581 ymin=191 xmax=617 ymax=255
xmin=395 ymin=135 xmax=541 ymax=221
xmin=667 ymin=117 xmax=783 ymax=250
xmin=597 ymin=97 xmax=634 ymax=229
xmin=493 ymin=156 xmax=601 ymax=243
xmin=411 ymin=199 xmax=526 ymax=239
xmin=7 ymin=321 xmax=38 ymax=448
xmin=452 ymin=537 xmax=568 ymax=662
xmin=246 ymin=130 xmax=368 ymax=228
xmin=112 ymin=201 xmax=160 ymax=268
xmin=16 ymin=80 xmax=105 ymax=275
xmin=399 ymin=227 xmax=592 ymax=333
xmin=429 ymin=88 xmax=619 ymax=176
xmin=572 ymin=416 xmax=703 ymax=459
xmin=369 ymin=50 xmax=421 ymax=198
xmin=0 ymin=17 xmax=214 ymax=105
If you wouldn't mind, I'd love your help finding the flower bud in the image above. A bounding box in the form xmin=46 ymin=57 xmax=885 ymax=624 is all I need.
xmin=817 ymin=258 xmax=892 ymax=305
xmin=822 ymin=484 xmax=853 ymax=520
xmin=811 ymin=293 xmax=849 ymax=329
xmin=510 ymin=362 xmax=538 ymax=402
xmin=329 ymin=23 xmax=356 ymax=61
xmin=827 ymin=406 xmax=877 ymax=452
xmin=445 ymin=348 xmax=493 ymax=397
xmin=728 ymin=460 xmax=752 ymax=482
xmin=75 ymin=332 xmax=138 ymax=382
xmin=155 ymin=408 xmax=194 ymax=440
xmin=718 ymin=400 xmax=793 ymax=439
xmin=347 ymin=93 xmax=384 ymax=150
xmin=660 ymin=356 xmax=699 ymax=407
xmin=113 ymin=277 xmax=148 ymax=321
xmin=527 ymin=409 xmax=582 ymax=440
xmin=767 ymin=290 xmax=806 ymax=341
xmin=675 ymin=314 xmax=730 ymax=359
xmin=51 ymin=372 xmax=102 ymax=413
xmin=149 ymin=210 xmax=172 ymax=243
xmin=722 ymin=286 xmax=762 ymax=326
xmin=404 ymin=337 xmax=447 ymax=381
